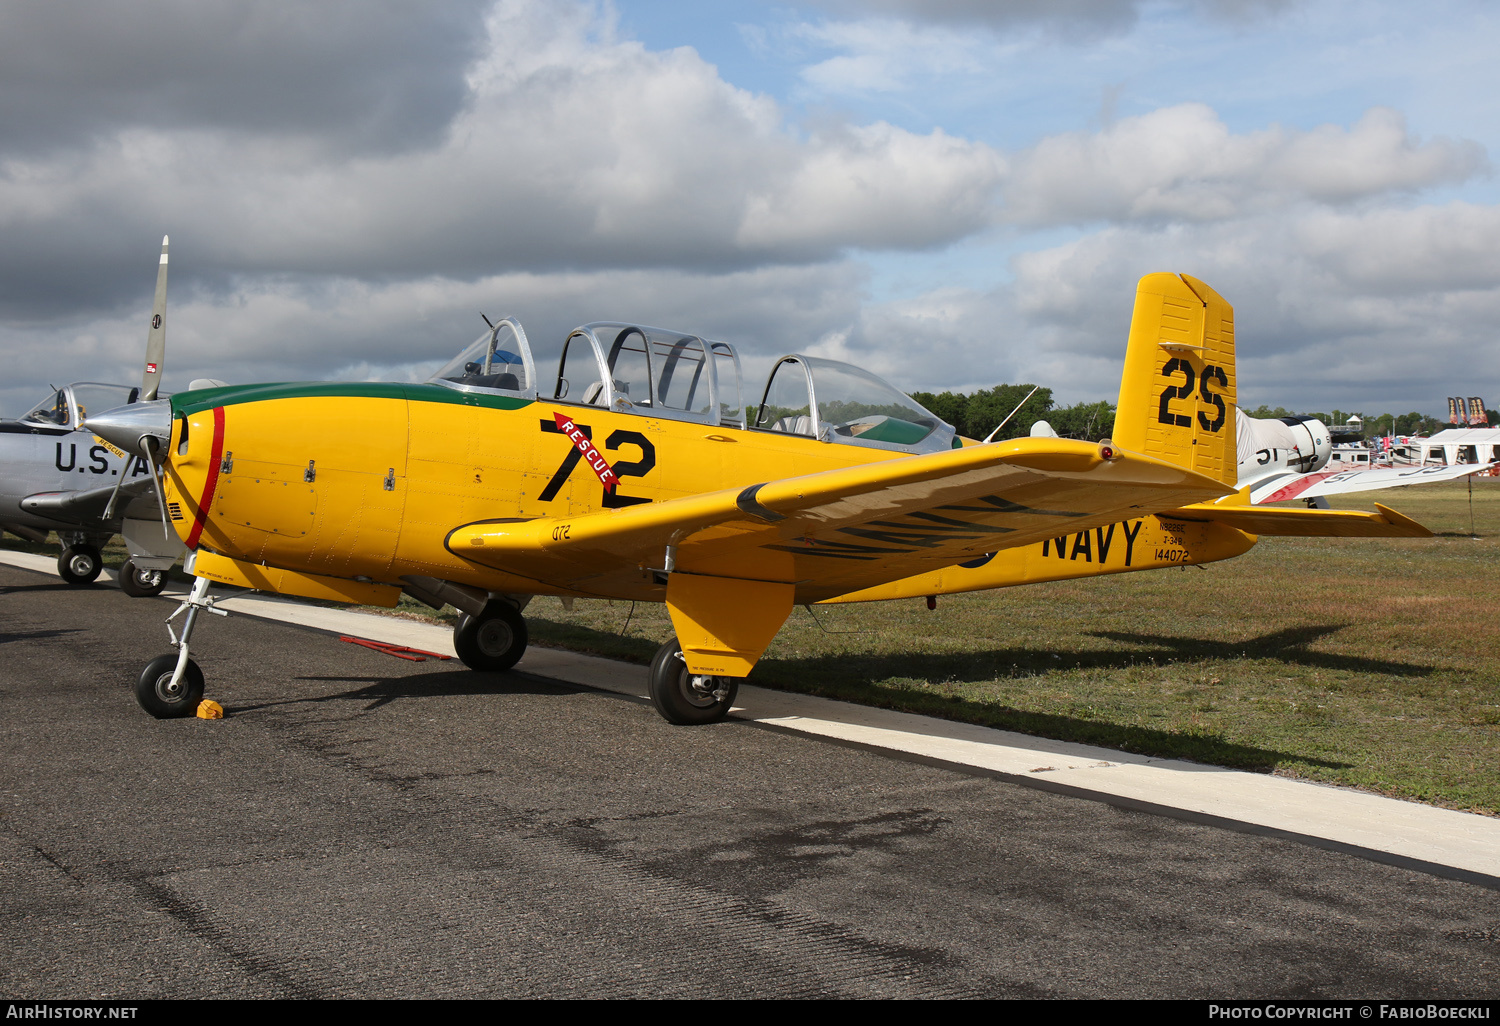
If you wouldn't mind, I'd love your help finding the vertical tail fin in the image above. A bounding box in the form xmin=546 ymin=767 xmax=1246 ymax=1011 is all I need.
xmin=1112 ymin=273 xmax=1238 ymax=489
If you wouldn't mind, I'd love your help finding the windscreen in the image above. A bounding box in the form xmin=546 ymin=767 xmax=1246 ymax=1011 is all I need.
xmin=804 ymin=357 xmax=941 ymax=447
xmin=430 ymin=322 xmax=531 ymax=392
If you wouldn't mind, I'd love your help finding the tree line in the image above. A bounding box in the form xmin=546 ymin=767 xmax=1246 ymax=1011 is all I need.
xmin=909 ymin=384 xmax=1117 ymax=442
xmin=911 ymin=391 xmax=1495 ymax=444
xmin=1241 ymin=405 xmax=1498 ymax=437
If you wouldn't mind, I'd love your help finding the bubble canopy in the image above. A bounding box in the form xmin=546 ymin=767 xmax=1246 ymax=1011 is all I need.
xmin=428 ymin=316 xmax=954 ymax=453
xmin=429 ymin=318 xmax=536 ymax=395
xmin=753 ymin=355 xmax=955 ymax=453
xmin=19 ymin=383 xmax=140 ymax=430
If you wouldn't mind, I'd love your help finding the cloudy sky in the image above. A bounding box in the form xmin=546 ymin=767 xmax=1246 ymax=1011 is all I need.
xmin=2 ymin=0 xmax=1496 ymax=419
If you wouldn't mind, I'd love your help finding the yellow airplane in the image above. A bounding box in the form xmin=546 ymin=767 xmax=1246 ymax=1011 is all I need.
xmin=88 ymin=273 xmax=1427 ymax=724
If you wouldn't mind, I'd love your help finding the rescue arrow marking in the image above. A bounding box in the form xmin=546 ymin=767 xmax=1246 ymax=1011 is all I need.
xmin=553 ymin=412 xmax=619 ymax=492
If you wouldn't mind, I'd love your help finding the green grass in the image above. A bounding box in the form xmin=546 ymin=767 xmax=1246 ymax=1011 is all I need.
xmin=9 ymin=478 xmax=1496 ymax=813
xmin=520 ymin=479 xmax=1500 ymax=815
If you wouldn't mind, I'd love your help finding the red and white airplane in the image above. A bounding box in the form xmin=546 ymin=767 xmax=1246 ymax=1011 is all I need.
xmin=1232 ymin=414 xmax=1494 ymax=506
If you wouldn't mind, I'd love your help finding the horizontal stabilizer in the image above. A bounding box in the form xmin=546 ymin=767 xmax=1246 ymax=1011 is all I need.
xmin=1158 ymin=501 xmax=1431 ymax=538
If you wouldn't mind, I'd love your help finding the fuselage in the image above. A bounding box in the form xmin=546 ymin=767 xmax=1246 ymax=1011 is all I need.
xmin=0 ymin=417 xmax=151 ymax=532
xmin=161 ymin=380 xmax=1258 ymax=605
xmin=164 ymin=382 xmax=915 ymax=602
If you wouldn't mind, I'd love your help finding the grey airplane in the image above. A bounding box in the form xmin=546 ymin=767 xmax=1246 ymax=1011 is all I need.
xmin=0 ymin=237 xmax=184 ymax=595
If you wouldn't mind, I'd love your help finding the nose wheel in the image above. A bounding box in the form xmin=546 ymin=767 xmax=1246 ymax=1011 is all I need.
xmin=134 ymin=574 xmax=225 ymax=718
xmin=135 ymin=654 xmax=204 ymax=718
xmin=648 ymin=637 xmax=740 ymax=725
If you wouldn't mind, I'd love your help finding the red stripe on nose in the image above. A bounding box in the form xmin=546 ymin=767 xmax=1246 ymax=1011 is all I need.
xmin=185 ymin=406 xmax=225 ymax=550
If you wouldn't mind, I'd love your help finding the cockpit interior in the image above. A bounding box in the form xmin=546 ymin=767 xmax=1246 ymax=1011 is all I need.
xmin=430 ymin=318 xmax=956 ymax=454
xmin=14 ymin=383 xmax=141 ymax=432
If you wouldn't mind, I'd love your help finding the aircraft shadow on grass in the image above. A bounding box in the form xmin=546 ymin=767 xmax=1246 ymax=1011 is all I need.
xmin=1084 ymin=623 xmax=1437 ymax=679
xmin=216 ymin=619 xmax=1427 ymax=773
xmin=516 ymin=620 xmax=1361 ymax=772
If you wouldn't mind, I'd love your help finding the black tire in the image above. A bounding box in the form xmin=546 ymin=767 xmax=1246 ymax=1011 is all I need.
xmin=119 ymin=559 xmax=167 ymax=598
xmin=135 ymin=654 xmax=205 ymax=719
xmin=57 ymin=544 xmax=102 ymax=585
xmin=453 ymin=600 xmax=528 ymax=672
xmin=648 ymin=637 xmax=739 ymax=725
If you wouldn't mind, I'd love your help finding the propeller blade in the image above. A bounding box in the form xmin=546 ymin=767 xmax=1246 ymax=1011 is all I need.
xmin=142 ymin=437 xmax=173 ymax=538
xmin=100 ymin=456 xmax=134 ymax=521
xmin=142 ymin=235 xmax=168 ymax=401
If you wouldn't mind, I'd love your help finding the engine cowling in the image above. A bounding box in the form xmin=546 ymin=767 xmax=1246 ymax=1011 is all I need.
xmin=1236 ymin=411 xmax=1332 ymax=484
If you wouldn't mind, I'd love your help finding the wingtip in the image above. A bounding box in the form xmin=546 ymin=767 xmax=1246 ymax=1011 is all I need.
xmin=1373 ymin=502 xmax=1433 ymax=537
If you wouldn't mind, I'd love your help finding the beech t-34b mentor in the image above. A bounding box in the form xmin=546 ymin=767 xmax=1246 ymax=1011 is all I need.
xmin=88 ymin=273 xmax=1429 ymax=724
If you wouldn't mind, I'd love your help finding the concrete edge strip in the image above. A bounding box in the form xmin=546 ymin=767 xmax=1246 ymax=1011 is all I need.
xmin=741 ymin=718 xmax=1500 ymax=892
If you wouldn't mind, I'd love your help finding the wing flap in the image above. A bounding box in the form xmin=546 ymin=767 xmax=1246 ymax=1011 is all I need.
xmin=449 ymin=437 xmax=1235 ymax=601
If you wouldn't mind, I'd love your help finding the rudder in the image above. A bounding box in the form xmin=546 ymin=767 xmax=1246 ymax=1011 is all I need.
xmin=1112 ymin=273 xmax=1237 ymax=488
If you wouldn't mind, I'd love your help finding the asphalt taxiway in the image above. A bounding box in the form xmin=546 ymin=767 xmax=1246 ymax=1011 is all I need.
xmin=2 ymin=554 xmax=1498 ymax=998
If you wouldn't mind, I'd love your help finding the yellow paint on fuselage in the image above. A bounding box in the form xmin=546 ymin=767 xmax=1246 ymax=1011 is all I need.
xmin=824 ymin=514 xmax=1257 ymax=603
xmin=166 ymin=391 xmax=903 ymax=601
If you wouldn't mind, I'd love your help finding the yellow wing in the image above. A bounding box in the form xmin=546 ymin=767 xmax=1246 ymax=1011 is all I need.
xmin=824 ymin=500 xmax=1432 ymax=606
xmin=448 ymin=437 xmax=1233 ymax=675
xmin=450 ymin=437 xmax=1232 ymax=599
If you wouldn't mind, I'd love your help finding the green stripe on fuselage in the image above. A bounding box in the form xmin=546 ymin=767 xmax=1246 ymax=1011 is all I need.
xmin=172 ymin=382 xmax=536 ymax=417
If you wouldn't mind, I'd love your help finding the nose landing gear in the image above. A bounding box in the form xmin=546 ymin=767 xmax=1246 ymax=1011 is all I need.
xmin=134 ymin=574 xmax=225 ymax=718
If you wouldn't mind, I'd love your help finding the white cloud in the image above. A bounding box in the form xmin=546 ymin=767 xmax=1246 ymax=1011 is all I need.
xmin=1 ymin=0 xmax=1496 ymax=425
xmin=0 ymin=0 xmax=1007 ymax=321
xmin=737 ymin=122 xmax=1003 ymax=251
xmin=790 ymin=18 xmax=994 ymax=96
xmin=852 ymin=198 xmax=1500 ymax=413
xmin=1002 ymin=105 xmax=1484 ymax=226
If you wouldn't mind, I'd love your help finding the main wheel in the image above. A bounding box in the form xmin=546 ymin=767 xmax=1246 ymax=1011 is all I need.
xmin=135 ymin=654 xmax=205 ymax=719
xmin=453 ymin=600 xmax=528 ymax=672
xmin=119 ymin=559 xmax=167 ymax=598
xmin=57 ymin=544 xmax=102 ymax=585
xmin=648 ymin=637 xmax=740 ymax=725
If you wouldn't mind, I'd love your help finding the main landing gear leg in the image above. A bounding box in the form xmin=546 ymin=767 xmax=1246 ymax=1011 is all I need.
xmin=135 ymin=575 xmax=224 ymax=718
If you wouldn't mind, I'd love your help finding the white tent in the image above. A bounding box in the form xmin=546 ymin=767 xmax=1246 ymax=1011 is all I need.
xmin=1410 ymin=427 xmax=1500 ymax=466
